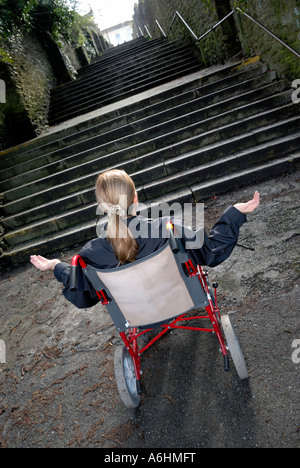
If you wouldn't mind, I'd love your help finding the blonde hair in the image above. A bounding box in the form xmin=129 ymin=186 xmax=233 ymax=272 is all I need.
xmin=95 ymin=169 xmax=139 ymax=265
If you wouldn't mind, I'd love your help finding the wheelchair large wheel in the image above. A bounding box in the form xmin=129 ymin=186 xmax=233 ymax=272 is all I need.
xmin=114 ymin=345 xmax=141 ymax=408
xmin=221 ymin=315 xmax=249 ymax=380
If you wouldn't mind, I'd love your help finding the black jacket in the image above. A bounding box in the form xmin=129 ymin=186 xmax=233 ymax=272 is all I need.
xmin=54 ymin=206 xmax=246 ymax=309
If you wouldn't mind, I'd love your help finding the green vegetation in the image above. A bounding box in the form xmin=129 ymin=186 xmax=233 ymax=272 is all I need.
xmin=0 ymin=0 xmax=76 ymax=40
xmin=0 ymin=0 xmax=101 ymax=63
xmin=0 ymin=0 xmax=74 ymax=62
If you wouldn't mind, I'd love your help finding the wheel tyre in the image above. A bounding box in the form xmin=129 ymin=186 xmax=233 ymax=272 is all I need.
xmin=114 ymin=345 xmax=141 ymax=408
xmin=221 ymin=315 xmax=249 ymax=380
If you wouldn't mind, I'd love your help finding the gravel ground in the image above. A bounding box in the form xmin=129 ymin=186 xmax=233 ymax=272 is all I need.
xmin=0 ymin=169 xmax=299 ymax=449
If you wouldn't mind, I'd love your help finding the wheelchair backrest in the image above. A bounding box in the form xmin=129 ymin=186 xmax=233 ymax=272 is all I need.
xmin=84 ymin=241 xmax=209 ymax=331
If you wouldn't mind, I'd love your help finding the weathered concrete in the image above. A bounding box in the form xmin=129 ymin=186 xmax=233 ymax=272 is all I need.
xmin=0 ymin=169 xmax=299 ymax=448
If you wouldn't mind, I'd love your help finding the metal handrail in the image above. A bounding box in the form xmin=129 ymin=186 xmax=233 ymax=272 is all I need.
xmin=198 ymin=9 xmax=235 ymax=41
xmin=155 ymin=20 xmax=166 ymax=38
xmin=151 ymin=7 xmax=300 ymax=61
xmin=236 ymin=7 xmax=300 ymax=59
xmin=144 ymin=24 xmax=152 ymax=39
xmin=170 ymin=11 xmax=198 ymax=41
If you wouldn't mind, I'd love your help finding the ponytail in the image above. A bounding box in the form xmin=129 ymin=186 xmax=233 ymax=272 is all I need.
xmin=95 ymin=170 xmax=139 ymax=264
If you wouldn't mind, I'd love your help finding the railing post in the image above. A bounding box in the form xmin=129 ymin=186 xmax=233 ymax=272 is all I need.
xmin=153 ymin=7 xmax=299 ymax=63
xmin=144 ymin=25 xmax=152 ymax=39
xmin=169 ymin=12 xmax=177 ymax=40
xmin=234 ymin=8 xmax=251 ymax=57
xmin=155 ymin=20 xmax=167 ymax=38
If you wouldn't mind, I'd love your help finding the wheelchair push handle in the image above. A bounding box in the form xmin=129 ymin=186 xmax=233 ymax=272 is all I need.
xmin=166 ymin=221 xmax=186 ymax=254
xmin=70 ymin=265 xmax=78 ymax=292
xmin=70 ymin=255 xmax=87 ymax=292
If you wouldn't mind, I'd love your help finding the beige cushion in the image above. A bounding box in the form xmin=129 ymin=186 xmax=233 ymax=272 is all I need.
xmin=96 ymin=244 xmax=194 ymax=327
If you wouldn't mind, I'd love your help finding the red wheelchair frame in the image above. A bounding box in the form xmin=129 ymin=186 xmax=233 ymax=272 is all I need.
xmin=70 ymin=222 xmax=248 ymax=408
xmin=122 ymin=260 xmax=229 ymax=384
xmin=71 ymin=252 xmax=230 ymax=394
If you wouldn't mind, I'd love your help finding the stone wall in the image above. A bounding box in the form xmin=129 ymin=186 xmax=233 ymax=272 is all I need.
xmin=0 ymin=31 xmax=55 ymax=151
xmin=134 ymin=0 xmax=232 ymax=64
xmin=0 ymin=24 xmax=106 ymax=151
xmin=230 ymin=0 xmax=300 ymax=79
xmin=134 ymin=0 xmax=300 ymax=78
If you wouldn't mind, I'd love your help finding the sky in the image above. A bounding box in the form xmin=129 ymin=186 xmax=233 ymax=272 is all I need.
xmin=75 ymin=0 xmax=137 ymax=30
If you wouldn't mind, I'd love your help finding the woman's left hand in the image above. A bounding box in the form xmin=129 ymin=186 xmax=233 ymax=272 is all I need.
xmin=234 ymin=191 xmax=260 ymax=214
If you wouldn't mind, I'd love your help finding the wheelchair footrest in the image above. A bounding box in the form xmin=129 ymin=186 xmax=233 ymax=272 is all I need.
xmin=223 ymin=355 xmax=230 ymax=373
xmin=136 ymin=379 xmax=143 ymax=395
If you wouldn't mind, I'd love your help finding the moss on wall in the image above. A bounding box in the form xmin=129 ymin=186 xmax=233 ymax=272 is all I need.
xmin=0 ymin=7 xmax=105 ymax=151
xmin=135 ymin=0 xmax=224 ymax=64
xmin=0 ymin=29 xmax=82 ymax=151
xmin=135 ymin=0 xmax=300 ymax=78
xmin=0 ymin=31 xmax=55 ymax=151
xmin=230 ymin=0 xmax=300 ymax=79
xmin=8 ymin=32 xmax=55 ymax=131
xmin=0 ymin=62 xmax=36 ymax=151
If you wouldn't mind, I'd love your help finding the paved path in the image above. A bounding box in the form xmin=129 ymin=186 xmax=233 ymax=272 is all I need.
xmin=0 ymin=169 xmax=299 ymax=448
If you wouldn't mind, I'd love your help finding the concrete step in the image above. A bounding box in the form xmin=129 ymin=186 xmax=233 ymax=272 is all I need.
xmin=49 ymin=40 xmax=202 ymax=124
xmin=0 ymin=60 xmax=262 ymax=166
xmin=52 ymin=44 xmax=197 ymax=103
xmin=2 ymin=116 xmax=299 ymax=246
xmin=85 ymin=37 xmax=163 ymax=62
xmin=2 ymin=152 xmax=299 ymax=266
xmin=139 ymin=131 xmax=300 ymax=200
xmin=77 ymin=38 xmax=169 ymax=76
xmin=0 ymin=86 xmax=294 ymax=206
xmin=0 ymin=67 xmax=275 ymax=185
xmin=68 ymin=41 xmax=194 ymax=87
xmin=64 ymin=40 xmax=190 ymax=86
xmin=49 ymin=52 xmax=200 ymax=117
xmin=0 ymin=80 xmax=290 ymax=197
xmin=49 ymin=60 xmax=203 ymax=124
xmin=1 ymin=46 xmax=299 ymax=267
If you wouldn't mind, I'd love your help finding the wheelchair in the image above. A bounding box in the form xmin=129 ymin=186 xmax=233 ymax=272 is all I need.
xmin=70 ymin=222 xmax=248 ymax=408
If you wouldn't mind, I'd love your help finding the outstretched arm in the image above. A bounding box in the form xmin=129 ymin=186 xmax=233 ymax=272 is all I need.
xmin=30 ymin=255 xmax=99 ymax=309
xmin=30 ymin=255 xmax=61 ymax=271
xmin=183 ymin=191 xmax=260 ymax=267
xmin=234 ymin=191 xmax=260 ymax=214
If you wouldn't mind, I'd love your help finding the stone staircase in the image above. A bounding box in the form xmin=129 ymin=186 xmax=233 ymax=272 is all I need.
xmin=49 ymin=37 xmax=203 ymax=125
xmin=0 ymin=37 xmax=299 ymax=266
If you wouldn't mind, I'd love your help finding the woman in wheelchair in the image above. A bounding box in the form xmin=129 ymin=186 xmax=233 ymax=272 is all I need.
xmin=30 ymin=169 xmax=260 ymax=309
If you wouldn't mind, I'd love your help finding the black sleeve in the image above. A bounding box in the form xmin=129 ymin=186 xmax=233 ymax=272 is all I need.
xmin=54 ymin=262 xmax=100 ymax=309
xmin=179 ymin=205 xmax=247 ymax=267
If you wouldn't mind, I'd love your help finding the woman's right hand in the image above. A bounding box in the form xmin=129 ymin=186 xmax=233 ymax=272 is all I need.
xmin=30 ymin=255 xmax=61 ymax=271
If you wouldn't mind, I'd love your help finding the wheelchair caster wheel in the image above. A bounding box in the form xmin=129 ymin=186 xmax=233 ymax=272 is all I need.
xmin=114 ymin=345 xmax=141 ymax=408
xmin=221 ymin=315 xmax=249 ymax=380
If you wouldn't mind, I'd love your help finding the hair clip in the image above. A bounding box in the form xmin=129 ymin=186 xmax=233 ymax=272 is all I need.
xmin=107 ymin=204 xmax=126 ymax=218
